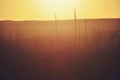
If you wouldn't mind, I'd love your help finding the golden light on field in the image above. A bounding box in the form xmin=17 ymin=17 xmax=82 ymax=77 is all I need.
xmin=0 ymin=0 xmax=120 ymax=20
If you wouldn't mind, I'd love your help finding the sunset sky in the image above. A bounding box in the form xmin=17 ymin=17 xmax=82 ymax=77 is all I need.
xmin=0 ymin=0 xmax=120 ymax=20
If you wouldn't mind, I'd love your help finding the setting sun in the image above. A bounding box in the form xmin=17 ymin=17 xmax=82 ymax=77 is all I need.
xmin=40 ymin=0 xmax=76 ymax=10
xmin=35 ymin=0 xmax=84 ymax=20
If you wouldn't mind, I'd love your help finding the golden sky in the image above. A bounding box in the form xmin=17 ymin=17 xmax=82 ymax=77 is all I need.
xmin=0 ymin=0 xmax=120 ymax=20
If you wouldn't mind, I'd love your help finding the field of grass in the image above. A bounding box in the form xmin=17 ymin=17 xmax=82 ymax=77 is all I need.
xmin=0 ymin=19 xmax=120 ymax=80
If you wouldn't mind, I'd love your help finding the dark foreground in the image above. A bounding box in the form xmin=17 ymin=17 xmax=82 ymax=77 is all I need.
xmin=0 ymin=19 xmax=120 ymax=80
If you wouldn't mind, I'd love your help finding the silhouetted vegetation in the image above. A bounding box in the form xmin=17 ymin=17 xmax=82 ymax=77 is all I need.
xmin=0 ymin=19 xmax=120 ymax=80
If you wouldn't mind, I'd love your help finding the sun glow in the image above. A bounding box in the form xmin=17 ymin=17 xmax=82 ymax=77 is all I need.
xmin=35 ymin=0 xmax=84 ymax=19
xmin=45 ymin=0 xmax=76 ymax=10
xmin=0 ymin=0 xmax=120 ymax=20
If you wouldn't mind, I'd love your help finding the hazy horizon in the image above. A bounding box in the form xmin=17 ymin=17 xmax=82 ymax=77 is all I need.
xmin=0 ymin=18 xmax=120 ymax=21
xmin=0 ymin=0 xmax=120 ymax=20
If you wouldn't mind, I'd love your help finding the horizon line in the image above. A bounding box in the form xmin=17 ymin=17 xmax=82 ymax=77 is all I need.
xmin=0 ymin=18 xmax=120 ymax=22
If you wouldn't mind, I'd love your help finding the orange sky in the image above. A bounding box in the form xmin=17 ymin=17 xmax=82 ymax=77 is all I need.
xmin=0 ymin=0 xmax=120 ymax=20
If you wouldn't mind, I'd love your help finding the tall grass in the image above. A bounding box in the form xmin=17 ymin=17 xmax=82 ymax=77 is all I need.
xmin=78 ymin=21 xmax=81 ymax=55
xmin=0 ymin=19 xmax=120 ymax=80
xmin=74 ymin=9 xmax=77 ymax=40
xmin=54 ymin=11 xmax=61 ymax=54
xmin=84 ymin=18 xmax=88 ymax=56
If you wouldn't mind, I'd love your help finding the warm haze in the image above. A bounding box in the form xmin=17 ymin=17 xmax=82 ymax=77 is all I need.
xmin=0 ymin=0 xmax=120 ymax=20
xmin=0 ymin=0 xmax=120 ymax=80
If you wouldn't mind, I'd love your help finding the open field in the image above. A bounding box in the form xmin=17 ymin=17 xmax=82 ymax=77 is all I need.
xmin=0 ymin=19 xmax=120 ymax=80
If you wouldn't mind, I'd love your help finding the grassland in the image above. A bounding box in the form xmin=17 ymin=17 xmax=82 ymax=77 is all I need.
xmin=0 ymin=19 xmax=120 ymax=80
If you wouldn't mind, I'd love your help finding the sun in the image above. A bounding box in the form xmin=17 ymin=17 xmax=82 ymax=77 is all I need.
xmin=49 ymin=0 xmax=75 ymax=10
xmin=39 ymin=0 xmax=76 ymax=11
xmin=35 ymin=0 xmax=84 ymax=20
